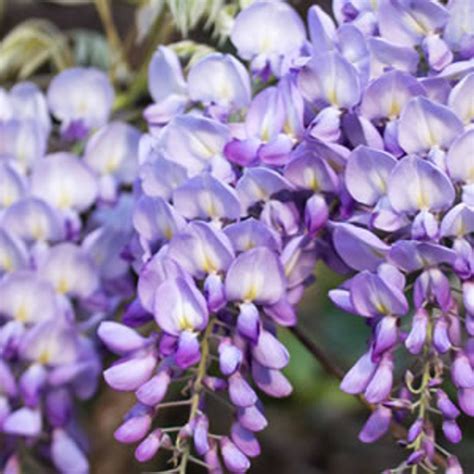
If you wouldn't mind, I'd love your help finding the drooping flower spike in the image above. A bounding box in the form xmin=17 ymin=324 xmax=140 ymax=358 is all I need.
xmin=0 ymin=67 xmax=138 ymax=473
xmin=95 ymin=0 xmax=473 ymax=472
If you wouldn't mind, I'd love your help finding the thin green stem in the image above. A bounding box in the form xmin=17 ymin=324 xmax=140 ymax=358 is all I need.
xmin=177 ymin=320 xmax=214 ymax=473
xmin=94 ymin=0 xmax=126 ymax=76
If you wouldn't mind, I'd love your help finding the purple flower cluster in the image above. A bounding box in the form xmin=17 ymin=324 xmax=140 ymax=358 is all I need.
xmin=0 ymin=69 xmax=139 ymax=472
xmin=99 ymin=0 xmax=474 ymax=471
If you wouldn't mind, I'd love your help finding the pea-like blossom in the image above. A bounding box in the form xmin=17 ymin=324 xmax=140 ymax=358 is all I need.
xmin=0 ymin=66 xmax=137 ymax=473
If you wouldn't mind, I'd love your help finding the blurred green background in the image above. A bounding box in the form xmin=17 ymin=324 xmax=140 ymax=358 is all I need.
xmin=1 ymin=1 xmax=473 ymax=473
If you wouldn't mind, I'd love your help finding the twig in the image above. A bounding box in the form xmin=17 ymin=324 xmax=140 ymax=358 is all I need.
xmin=290 ymin=325 xmax=344 ymax=379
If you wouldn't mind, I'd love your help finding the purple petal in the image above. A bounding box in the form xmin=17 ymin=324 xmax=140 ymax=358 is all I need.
xmin=405 ymin=309 xmax=428 ymax=355
xmin=224 ymin=218 xmax=280 ymax=254
xmin=167 ymin=221 xmax=234 ymax=278
xmin=364 ymin=355 xmax=394 ymax=403
xmin=359 ymin=406 xmax=391 ymax=443
xmin=298 ymin=51 xmax=361 ymax=108
xmin=451 ymin=351 xmax=474 ymax=388
xmin=3 ymin=407 xmax=41 ymax=436
xmin=98 ymin=322 xmax=147 ymax=355
xmin=225 ymin=248 xmax=286 ymax=305
xmin=47 ymin=67 xmax=114 ymax=131
xmin=175 ymin=331 xmax=201 ymax=369
xmin=136 ymin=370 xmax=170 ymax=406
xmin=237 ymin=303 xmax=261 ymax=343
xmin=333 ymin=224 xmax=389 ymax=272
xmin=436 ymin=390 xmax=460 ymax=420
xmin=51 ymin=429 xmax=89 ymax=474
xmin=284 ymin=147 xmax=338 ymax=193
xmin=443 ymin=420 xmax=462 ymax=444
xmin=458 ymin=387 xmax=474 ymax=415
xmin=345 ymin=146 xmax=397 ymax=205
xmin=228 ymin=372 xmax=258 ymax=408
xmin=193 ymin=414 xmax=210 ymax=456
xmin=230 ymin=1 xmax=305 ymax=62
xmin=351 ymin=271 xmax=408 ymax=317
xmin=173 ymin=174 xmax=240 ymax=221
xmin=104 ymin=353 xmax=156 ymax=391
xmin=251 ymin=361 xmax=293 ymax=398
xmin=148 ymin=45 xmax=186 ymax=104
xmin=153 ymin=277 xmax=208 ymax=336
xmin=368 ymin=37 xmax=419 ymax=77
xmin=373 ymin=316 xmax=399 ymax=357
xmin=188 ymin=53 xmax=250 ymax=110
xmin=398 ymin=97 xmax=463 ymax=153
xmin=251 ymin=330 xmax=289 ymax=370
xmin=237 ymin=404 xmax=268 ymax=432
xmin=218 ymin=340 xmax=242 ymax=376
xmin=361 ymin=70 xmax=425 ymax=121
xmin=135 ymin=429 xmax=162 ymax=463
xmin=114 ymin=409 xmax=152 ymax=444
xmin=387 ymin=155 xmax=455 ymax=213
xmin=340 ymin=350 xmax=377 ymax=394
xmin=446 ymin=129 xmax=474 ymax=184
xmin=231 ymin=423 xmax=261 ymax=458
xmin=220 ymin=436 xmax=251 ymax=473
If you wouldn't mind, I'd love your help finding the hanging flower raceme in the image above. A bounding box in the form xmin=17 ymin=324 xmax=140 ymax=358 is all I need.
xmin=0 ymin=68 xmax=139 ymax=473
xmin=323 ymin=1 xmax=474 ymax=470
xmin=98 ymin=0 xmax=472 ymax=472
xmin=98 ymin=3 xmax=351 ymax=472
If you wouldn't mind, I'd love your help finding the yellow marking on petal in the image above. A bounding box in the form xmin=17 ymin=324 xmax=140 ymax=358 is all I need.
xmin=0 ymin=254 xmax=13 ymax=272
xmin=1 ymin=192 xmax=14 ymax=207
xmin=244 ymin=239 xmax=255 ymax=251
xmin=284 ymin=248 xmax=301 ymax=278
xmin=244 ymin=284 xmax=259 ymax=302
xmin=58 ymin=190 xmax=72 ymax=209
xmin=416 ymin=190 xmax=429 ymax=210
xmin=163 ymin=226 xmax=173 ymax=241
xmin=105 ymin=156 xmax=120 ymax=173
xmin=260 ymin=35 xmax=272 ymax=54
xmin=178 ymin=315 xmax=195 ymax=331
xmin=32 ymin=223 xmax=45 ymax=241
xmin=388 ymin=100 xmax=401 ymax=120
xmin=374 ymin=301 xmax=389 ymax=315
xmin=202 ymin=254 xmax=217 ymax=274
xmin=38 ymin=349 xmax=51 ymax=365
xmin=57 ymin=277 xmax=69 ymax=294
xmin=15 ymin=304 xmax=28 ymax=322
xmin=468 ymin=166 xmax=474 ymax=183
xmin=261 ymin=125 xmax=271 ymax=143
xmin=304 ymin=169 xmax=319 ymax=192
xmin=218 ymin=81 xmax=232 ymax=101
xmin=328 ymin=88 xmax=338 ymax=107
xmin=283 ymin=121 xmax=297 ymax=142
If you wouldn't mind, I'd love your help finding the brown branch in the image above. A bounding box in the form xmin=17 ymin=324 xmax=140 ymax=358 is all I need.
xmin=290 ymin=325 xmax=345 ymax=379
xmin=289 ymin=324 xmax=448 ymax=469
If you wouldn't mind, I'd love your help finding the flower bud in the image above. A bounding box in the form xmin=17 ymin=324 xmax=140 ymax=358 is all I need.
xmin=220 ymin=436 xmax=251 ymax=472
xmin=442 ymin=419 xmax=462 ymax=444
xmin=304 ymin=194 xmax=328 ymax=236
xmin=134 ymin=429 xmax=162 ymax=463
xmin=359 ymin=406 xmax=391 ymax=443
xmin=114 ymin=406 xmax=152 ymax=444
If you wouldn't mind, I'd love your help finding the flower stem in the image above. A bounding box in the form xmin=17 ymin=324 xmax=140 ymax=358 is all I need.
xmin=290 ymin=323 xmax=447 ymax=470
xmin=177 ymin=320 xmax=214 ymax=473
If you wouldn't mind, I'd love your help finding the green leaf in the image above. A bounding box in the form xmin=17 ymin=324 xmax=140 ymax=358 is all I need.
xmin=135 ymin=0 xmax=165 ymax=43
xmin=0 ymin=19 xmax=74 ymax=80
xmin=71 ymin=29 xmax=110 ymax=69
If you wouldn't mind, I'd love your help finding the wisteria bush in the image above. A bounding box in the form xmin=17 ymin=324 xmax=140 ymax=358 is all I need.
xmin=0 ymin=0 xmax=473 ymax=472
